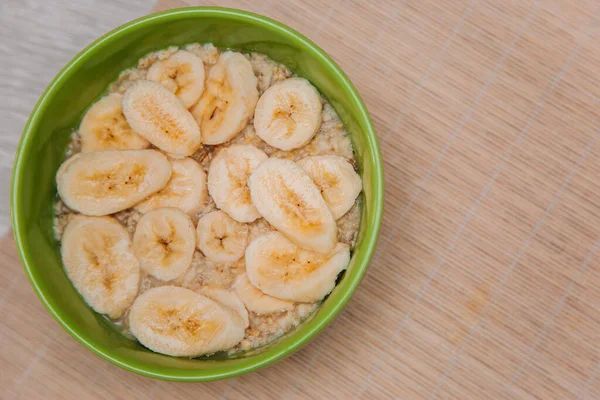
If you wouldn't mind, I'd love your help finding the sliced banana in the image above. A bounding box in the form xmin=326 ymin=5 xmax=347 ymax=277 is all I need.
xmin=245 ymin=232 xmax=350 ymax=303
xmin=135 ymin=157 xmax=207 ymax=215
xmin=79 ymin=93 xmax=150 ymax=152
xmin=190 ymin=51 xmax=258 ymax=145
xmin=56 ymin=149 xmax=171 ymax=216
xmin=249 ymin=158 xmax=336 ymax=254
xmin=297 ymin=155 xmax=362 ymax=219
xmin=196 ymin=210 xmax=249 ymax=263
xmin=147 ymin=50 xmax=205 ymax=109
xmin=122 ymin=80 xmax=202 ymax=157
xmin=129 ymin=286 xmax=245 ymax=357
xmin=61 ymin=215 xmax=140 ymax=319
xmin=234 ymin=274 xmax=294 ymax=315
xmin=198 ymin=287 xmax=249 ymax=328
xmin=254 ymin=77 xmax=322 ymax=150
xmin=207 ymin=144 xmax=268 ymax=222
xmin=133 ymin=208 xmax=196 ymax=281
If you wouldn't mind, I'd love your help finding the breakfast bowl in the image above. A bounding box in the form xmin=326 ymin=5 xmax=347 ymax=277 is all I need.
xmin=11 ymin=7 xmax=383 ymax=381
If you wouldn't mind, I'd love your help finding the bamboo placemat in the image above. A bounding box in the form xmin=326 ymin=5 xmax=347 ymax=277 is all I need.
xmin=4 ymin=0 xmax=600 ymax=398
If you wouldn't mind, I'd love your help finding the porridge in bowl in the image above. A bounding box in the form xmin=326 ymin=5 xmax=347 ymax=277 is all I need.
xmin=53 ymin=43 xmax=362 ymax=357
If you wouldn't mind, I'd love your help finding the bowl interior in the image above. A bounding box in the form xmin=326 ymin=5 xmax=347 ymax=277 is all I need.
xmin=11 ymin=8 xmax=383 ymax=380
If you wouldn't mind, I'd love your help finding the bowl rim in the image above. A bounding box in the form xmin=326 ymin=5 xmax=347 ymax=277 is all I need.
xmin=11 ymin=6 xmax=384 ymax=381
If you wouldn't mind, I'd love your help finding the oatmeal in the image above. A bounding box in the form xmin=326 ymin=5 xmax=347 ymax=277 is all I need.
xmin=53 ymin=43 xmax=362 ymax=357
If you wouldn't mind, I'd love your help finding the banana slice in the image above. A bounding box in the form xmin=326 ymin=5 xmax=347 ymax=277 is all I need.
xmin=253 ymin=78 xmax=322 ymax=150
xmin=133 ymin=208 xmax=196 ymax=281
xmin=234 ymin=274 xmax=294 ymax=315
xmin=196 ymin=210 xmax=250 ymax=263
xmin=297 ymin=155 xmax=362 ymax=219
xmin=207 ymin=144 xmax=268 ymax=222
xmin=198 ymin=287 xmax=249 ymax=327
xmin=135 ymin=157 xmax=207 ymax=215
xmin=245 ymin=232 xmax=350 ymax=302
xmin=56 ymin=149 xmax=172 ymax=216
xmin=129 ymin=286 xmax=245 ymax=357
xmin=122 ymin=80 xmax=202 ymax=157
xmin=147 ymin=50 xmax=205 ymax=109
xmin=61 ymin=215 xmax=140 ymax=319
xmin=248 ymin=158 xmax=336 ymax=254
xmin=79 ymin=93 xmax=150 ymax=152
xmin=190 ymin=51 xmax=258 ymax=145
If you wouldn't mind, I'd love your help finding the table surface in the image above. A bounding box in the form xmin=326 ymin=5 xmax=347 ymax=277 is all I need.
xmin=3 ymin=0 xmax=600 ymax=399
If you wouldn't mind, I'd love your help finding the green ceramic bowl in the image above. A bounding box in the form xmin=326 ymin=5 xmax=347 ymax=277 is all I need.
xmin=11 ymin=7 xmax=383 ymax=381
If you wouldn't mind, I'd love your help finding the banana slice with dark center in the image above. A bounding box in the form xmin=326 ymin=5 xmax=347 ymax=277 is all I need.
xmin=249 ymin=157 xmax=337 ymax=254
xmin=133 ymin=208 xmax=196 ymax=281
xmin=135 ymin=157 xmax=208 ymax=216
xmin=207 ymin=144 xmax=268 ymax=223
xmin=196 ymin=210 xmax=250 ymax=263
xmin=79 ymin=93 xmax=150 ymax=152
xmin=147 ymin=50 xmax=205 ymax=109
xmin=245 ymin=232 xmax=350 ymax=303
xmin=129 ymin=286 xmax=245 ymax=357
xmin=61 ymin=215 xmax=140 ymax=318
xmin=190 ymin=51 xmax=258 ymax=145
xmin=297 ymin=155 xmax=362 ymax=219
xmin=56 ymin=149 xmax=172 ymax=216
xmin=254 ymin=78 xmax=322 ymax=150
xmin=122 ymin=80 xmax=202 ymax=157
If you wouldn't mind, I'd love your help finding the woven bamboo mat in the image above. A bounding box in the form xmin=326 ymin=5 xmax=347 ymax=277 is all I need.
xmin=4 ymin=0 xmax=600 ymax=398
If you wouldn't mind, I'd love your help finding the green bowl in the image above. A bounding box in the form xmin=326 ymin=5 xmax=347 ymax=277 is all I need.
xmin=10 ymin=7 xmax=383 ymax=381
